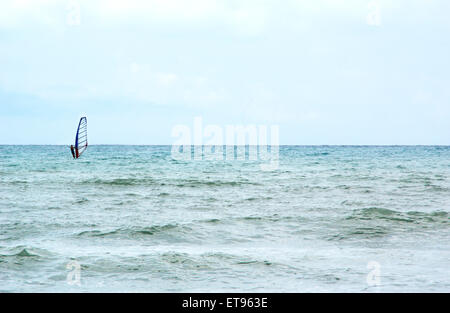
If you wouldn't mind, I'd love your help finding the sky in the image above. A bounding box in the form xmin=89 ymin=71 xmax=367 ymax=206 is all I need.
xmin=0 ymin=0 xmax=449 ymax=145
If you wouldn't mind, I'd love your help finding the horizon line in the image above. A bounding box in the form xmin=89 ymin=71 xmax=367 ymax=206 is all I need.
xmin=0 ymin=144 xmax=449 ymax=147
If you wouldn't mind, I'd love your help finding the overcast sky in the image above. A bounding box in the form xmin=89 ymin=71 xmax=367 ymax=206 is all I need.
xmin=1 ymin=0 xmax=449 ymax=144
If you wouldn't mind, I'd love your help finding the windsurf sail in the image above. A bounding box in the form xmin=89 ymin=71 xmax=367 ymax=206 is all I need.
xmin=74 ymin=117 xmax=88 ymax=159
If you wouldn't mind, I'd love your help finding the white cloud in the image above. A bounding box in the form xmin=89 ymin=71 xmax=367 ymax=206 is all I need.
xmin=0 ymin=0 xmax=272 ymax=35
xmin=156 ymin=73 xmax=178 ymax=86
xmin=0 ymin=0 xmax=60 ymax=29
xmin=0 ymin=0 xmax=446 ymax=31
xmin=95 ymin=0 xmax=220 ymax=20
xmin=130 ymin=62 xmax=140 ymax=74
xmin=228 ymin=4 xmax=268 ymax=36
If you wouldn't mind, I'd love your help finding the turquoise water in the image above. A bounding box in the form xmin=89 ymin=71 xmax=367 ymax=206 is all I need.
xmin=0 ymin=145 xmax=449 ymax=292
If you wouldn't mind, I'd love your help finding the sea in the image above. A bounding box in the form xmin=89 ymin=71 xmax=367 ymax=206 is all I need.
xmin=0 ymin=145 xmax=449 ymax=292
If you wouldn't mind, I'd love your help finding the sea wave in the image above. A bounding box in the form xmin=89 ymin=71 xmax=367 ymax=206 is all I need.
xmin=76 ymin=224 xmax=193 ymax=239
xmin=81 ymin=178 xmax=156 ymax=186
xmin=347 ymin=207 xmax=449 ymax=224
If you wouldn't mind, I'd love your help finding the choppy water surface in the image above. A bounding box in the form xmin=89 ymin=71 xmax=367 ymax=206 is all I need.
xmin=0 ymin=146 xmax=449 ymax=292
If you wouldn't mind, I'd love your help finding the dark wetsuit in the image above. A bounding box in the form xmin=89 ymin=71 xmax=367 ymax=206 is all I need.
xmin=70 ymin=145 xmax=76 ymax=159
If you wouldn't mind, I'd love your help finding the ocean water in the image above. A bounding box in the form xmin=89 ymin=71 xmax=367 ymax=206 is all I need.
xmin=0 ymin=145 xmax=449 ymax=292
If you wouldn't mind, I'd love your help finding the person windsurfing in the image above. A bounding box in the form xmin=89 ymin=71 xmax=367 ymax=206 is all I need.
xmin=70 ymin=145 xmax=76 ymax=159
xmin=70 ymin=117 xmax=88 ymax=159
